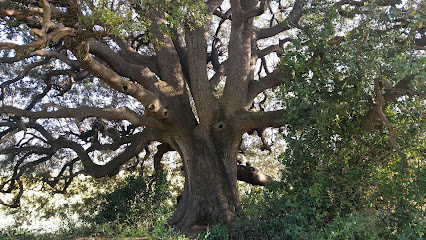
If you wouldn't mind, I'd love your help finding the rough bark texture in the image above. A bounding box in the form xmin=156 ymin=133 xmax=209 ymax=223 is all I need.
xmin=169 ymin=135 xmax=241 ymax=231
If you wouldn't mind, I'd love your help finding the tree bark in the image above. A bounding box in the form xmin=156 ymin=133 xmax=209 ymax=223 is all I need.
xmin=167 ymin=125 xmax=242 ymax=233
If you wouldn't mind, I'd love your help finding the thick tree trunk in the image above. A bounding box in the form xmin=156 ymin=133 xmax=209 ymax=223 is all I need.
xmin=168 ymin=131 xmax=241 ymax=233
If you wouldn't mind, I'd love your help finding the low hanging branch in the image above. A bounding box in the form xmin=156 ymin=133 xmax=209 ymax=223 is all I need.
xmin=0 ymin=105 xmax=164 ymax=129
xmin=0 ymin=179 xmax=23 ymax=208
xmin=237 ymin=164 xmax=273 ymax=186
xmin=374 ymin=78 xmax=408 ymax=173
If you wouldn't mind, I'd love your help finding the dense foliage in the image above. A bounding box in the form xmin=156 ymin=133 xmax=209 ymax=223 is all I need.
xmin=279 ymin=0 xmax=425 ymax=230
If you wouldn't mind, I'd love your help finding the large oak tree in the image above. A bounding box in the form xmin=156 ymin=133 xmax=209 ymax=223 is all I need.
xmin=0 ymin=0 xmax=424 ymax=233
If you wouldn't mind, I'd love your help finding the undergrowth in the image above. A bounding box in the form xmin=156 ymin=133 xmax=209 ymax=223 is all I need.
xmin=2 ymin=168 xmax=424 ymax=240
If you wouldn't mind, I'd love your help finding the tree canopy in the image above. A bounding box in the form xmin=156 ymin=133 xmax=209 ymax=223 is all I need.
xmin=0 ymin=0 xmax=424 ymax=235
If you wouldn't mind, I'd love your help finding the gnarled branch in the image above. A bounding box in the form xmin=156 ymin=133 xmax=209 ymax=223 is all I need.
xmin=0 ymin=105 xmax=164 ymax=129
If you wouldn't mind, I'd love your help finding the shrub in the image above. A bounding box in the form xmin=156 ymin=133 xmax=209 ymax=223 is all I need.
xmin=91 ymin=173 xmax=172 ymax=226
xmin=199 ymin=167 xmax=425 ymax=240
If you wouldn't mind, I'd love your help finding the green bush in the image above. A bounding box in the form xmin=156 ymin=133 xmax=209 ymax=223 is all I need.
xmin=91 ymin=173 xmax=172 ymax=225
xmin=77 ymin=173 xmax=190 ymax=239
xmin=199 ymin=174 xmax=424 ymax=240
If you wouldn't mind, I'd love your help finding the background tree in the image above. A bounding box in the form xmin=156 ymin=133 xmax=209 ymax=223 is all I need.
xmin=0 ymin=0 xmax=424 ymax=235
